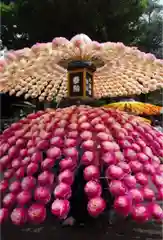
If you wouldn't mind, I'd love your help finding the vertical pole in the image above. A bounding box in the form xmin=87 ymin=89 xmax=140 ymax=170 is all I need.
xmin=83 ymin=69 xmax=86 ymax=98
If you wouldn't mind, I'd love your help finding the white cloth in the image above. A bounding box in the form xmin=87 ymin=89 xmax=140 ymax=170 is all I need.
xmin=154 ymin=126 xmax=163 ymax=132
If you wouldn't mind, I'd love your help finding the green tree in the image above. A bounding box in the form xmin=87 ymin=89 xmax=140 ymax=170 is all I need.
xmin=135 ymin=0 xmax=163 ymax=58
xmin=1 ymin=0 xmax=147 ymax=49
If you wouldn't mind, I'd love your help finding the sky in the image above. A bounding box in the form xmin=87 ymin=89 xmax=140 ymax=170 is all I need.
xmin=160 ymin=0 xmax=163 ymax=4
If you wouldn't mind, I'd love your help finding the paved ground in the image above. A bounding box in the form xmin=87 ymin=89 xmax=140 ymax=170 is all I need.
xmin=2 ymin=215 xmax=162 ymax=240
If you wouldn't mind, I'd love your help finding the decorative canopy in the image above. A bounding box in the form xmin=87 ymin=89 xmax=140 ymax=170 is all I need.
xmin=104 ymin=102 xmax=163 ymax=116
xmin=0 ymin=34 xmax=163 ymax=102
xmin=0 ymin=106 xmax=163 ymax=225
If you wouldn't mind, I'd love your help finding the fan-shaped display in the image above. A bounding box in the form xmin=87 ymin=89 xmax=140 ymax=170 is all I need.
xmin=104 ymin=102 xmax=162 ymax=115
xmin=0 ymin=34 xmax=162 ymax=102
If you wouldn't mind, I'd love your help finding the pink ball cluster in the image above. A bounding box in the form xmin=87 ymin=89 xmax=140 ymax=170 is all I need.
xmin=0 ymin=106 xmax=163 ymax=225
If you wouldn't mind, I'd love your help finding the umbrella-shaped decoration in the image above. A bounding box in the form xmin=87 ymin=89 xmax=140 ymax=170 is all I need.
xmin=104 ymin=102 xmax=163 ymax=115
xmin=0 ymin=106 xmax=163 ymax=225
xmin=0 ymin=34 xmax=163 ymax=226
xmin=0 ymin=34 xmax=163 ymax=101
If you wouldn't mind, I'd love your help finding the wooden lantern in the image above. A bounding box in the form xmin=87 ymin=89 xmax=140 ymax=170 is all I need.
xmin=67 ymin=61 xmax=96 ymax=98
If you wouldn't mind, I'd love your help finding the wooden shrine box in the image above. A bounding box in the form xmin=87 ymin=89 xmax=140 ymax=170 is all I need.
xmin=67 ymin=61 xmax=96 ymax=98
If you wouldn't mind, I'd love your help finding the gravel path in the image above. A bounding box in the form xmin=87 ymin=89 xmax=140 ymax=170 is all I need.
xmin=2 ymin=216 xmax=162 ymax=240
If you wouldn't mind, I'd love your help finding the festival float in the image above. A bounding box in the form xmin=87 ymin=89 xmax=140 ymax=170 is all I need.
xmin=0 ymin=34 xmax=163 ymax=226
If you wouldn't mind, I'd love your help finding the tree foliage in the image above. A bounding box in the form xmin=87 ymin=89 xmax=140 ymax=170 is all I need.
xmin=1 ymin=0 xmax=147 ymax=49
xmin=135 ymin=0 xmax=163 ymax=58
